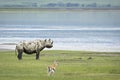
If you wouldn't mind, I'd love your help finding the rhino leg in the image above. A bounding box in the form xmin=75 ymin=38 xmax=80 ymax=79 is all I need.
xmin=17 ymin=50 xmax=23 ymax=60
xmin=36 ymin=52 xmax=40 ymax=60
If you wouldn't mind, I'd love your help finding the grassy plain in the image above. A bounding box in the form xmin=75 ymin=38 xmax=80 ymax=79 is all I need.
xmin=0 ymin=50 xmax=120 ymax=80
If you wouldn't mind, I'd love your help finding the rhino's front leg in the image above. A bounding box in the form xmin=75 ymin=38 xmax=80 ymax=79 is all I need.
xmin=17 ymin=50 xmax=23 ymax=60
xmin=36 ymin=52 xmax=40 ymax=60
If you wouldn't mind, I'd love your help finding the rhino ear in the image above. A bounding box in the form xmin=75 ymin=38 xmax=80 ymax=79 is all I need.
xmin=49 ymin=38 xmax=51 ymax=41
xmin=44 ymin=39 xmax=47 ymax=42
xmin=51 ymin=40 xmax=53 ymax=44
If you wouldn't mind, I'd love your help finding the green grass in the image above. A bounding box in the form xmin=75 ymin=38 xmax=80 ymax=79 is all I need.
xmin=0 ymin=50 xmax=120 ymax=80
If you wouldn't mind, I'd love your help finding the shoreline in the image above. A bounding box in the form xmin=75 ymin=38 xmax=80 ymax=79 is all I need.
xmin=0 ymin=44 xmax=120 ymax=52
xmin=0 ymin=8 xmax=120 ymax=13
xmin=0 ymin=49 xmax=120 ymax=53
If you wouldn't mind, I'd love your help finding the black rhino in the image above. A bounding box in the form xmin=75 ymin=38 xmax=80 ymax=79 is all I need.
xmin=15 ymin=39 xmax=53 ymax=60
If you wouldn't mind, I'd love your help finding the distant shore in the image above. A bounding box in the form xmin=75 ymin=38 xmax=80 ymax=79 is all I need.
xmin=0 ymin=8 xmax=120 ymax=12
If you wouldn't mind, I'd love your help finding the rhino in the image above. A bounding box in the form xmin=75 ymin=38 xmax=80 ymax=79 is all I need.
xmin=15 ymin=39 xmax=53 ymax=60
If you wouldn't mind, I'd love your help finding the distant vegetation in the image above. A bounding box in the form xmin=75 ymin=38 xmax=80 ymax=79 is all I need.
xmin=43 ymin=2 xmax=113 ymax=8
xmin=0 ymin=2 xmax=120 ymax=9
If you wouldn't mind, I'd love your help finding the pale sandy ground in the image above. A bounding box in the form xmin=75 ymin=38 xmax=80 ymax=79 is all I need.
xmin=0 ymin=44 xmax=120 ymax=52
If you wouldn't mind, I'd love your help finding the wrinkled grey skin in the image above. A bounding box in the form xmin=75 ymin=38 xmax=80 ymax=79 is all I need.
xmin=15 ymin=39 xmax=53 ymax=60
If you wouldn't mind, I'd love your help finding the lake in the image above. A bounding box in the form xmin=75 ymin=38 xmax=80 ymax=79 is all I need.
xmin=0 ymin=9 xmax=120 ymax=52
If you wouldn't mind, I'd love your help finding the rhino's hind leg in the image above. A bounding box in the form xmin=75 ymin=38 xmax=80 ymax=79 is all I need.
xmin=36 ymin=53 xmax=40 ymax=60
xmin=17 ymin=50 xmax=23 ymax=60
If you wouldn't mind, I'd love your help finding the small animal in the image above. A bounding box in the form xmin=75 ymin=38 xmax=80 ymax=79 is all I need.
xmin=88 ymin=57 xmax=92 ymax=60
xmin=47 ymin=61 xmax=58 ymax=76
